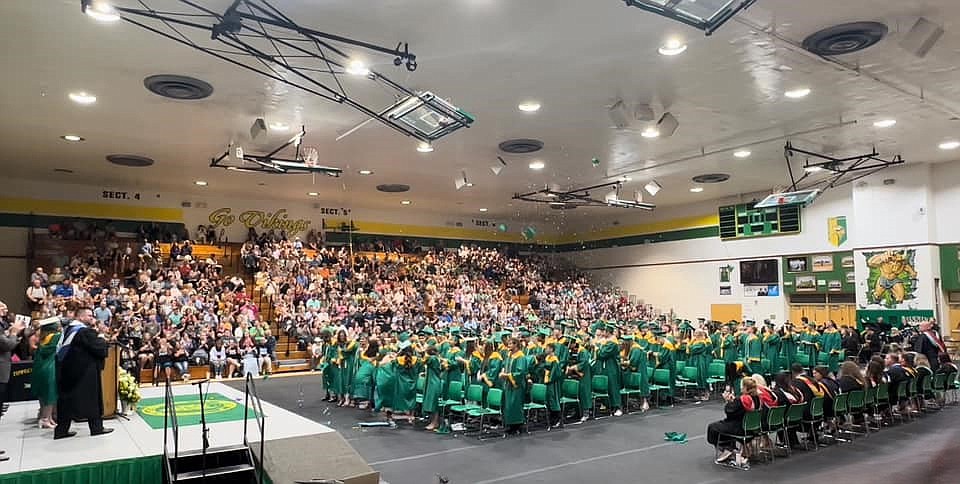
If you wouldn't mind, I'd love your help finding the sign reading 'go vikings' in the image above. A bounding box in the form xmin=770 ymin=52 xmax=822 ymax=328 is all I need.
xmin=208 ymin=208 xmax=312 ymax=234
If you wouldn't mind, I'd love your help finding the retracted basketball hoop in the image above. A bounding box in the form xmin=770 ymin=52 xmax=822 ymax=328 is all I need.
xmin=754 ymin=189 xmax=821 ymax=208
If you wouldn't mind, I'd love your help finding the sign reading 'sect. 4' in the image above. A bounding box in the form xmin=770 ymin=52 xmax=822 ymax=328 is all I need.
xmin=719 ymin=203 xmax=801 ymax=240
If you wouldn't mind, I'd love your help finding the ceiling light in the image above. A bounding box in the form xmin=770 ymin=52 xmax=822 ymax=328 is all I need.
xmin=644 ymin=180 xmax=662 ymax=196
xmin=529 ymin=160 xmax=546 ymax=170
xmin=785 ymin=88 xmax=811 ymax=99
xmin=873 ymin=119 xmax=897 ymax=128
xmin=466 ymin=182 xmax=475 ymax=187
xmin=689 ymin=186 xmax=704 ymax=193
xmin=619 ymin=176 xmax=632 ymax=182
xmin=641 ymin=127 xmax=660 ymax=138
xmin=417 ymin=142 xmax=434 ymax=153
xmin=269 ymin=122 xmax=289 ymax=131
xmin=479 ymin=208 xmax=488 ymax=212
xmin=60 ymin=135 xmax=85 ymax=142
xmin=400 ymin=200 xmax=411 ymax=205
xmin=733 ymin=150 xmax=752 ymax=158
xmin=84 ymin=1 xmax=121 ymax=22
xmin=345 ymin=60 xmax=371 ymax=76
xmin=658 ymin=38 xmax=688 ymax=56
xmin=804 ymin=165 xmax=823 ymax=173
xmin=518 ymin=101 xmax=541 ymax=113
xmin=195 ymin=180 xmax=208 ymax=186
xmin=357 ymin=169 xmax=374 ymax=175
xmin=307 ymin=192 xmax=319 ymax=196
xmin=68 ymin=91 xmax=97 ymax=105
xmin=938 ymin=140 xmax=960 ymax=150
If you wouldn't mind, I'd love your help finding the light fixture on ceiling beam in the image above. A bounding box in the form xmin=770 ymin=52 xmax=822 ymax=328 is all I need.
xmin=84 ymin=0 xmax=474 ymax=143
xmin=514 ymin=181 xmax=655 ymax=210
xmin=783 ymin=141 xmax=905 ymax=193
xmin=211 ymin=127 xmax=342 ymax=177
xmin=623 ymin=0 xmax=758 ymax=36
xmin=644 ymin=180 xmax=662 ymax=196
xmin=81 ymin=0 xmax=120 ymax=22
xmin=455 ymin=170 xmax=468 ymax=190
xmin=491 ymin=156 xmax=507 ymax=175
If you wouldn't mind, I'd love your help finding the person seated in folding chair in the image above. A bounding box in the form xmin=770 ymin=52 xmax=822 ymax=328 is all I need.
xmin=708 ymin=377 xmax=760 ymax=468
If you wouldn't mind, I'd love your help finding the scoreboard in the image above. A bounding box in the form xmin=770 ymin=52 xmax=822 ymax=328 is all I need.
xmin=719 ymin=203 xmax=801 ymax=240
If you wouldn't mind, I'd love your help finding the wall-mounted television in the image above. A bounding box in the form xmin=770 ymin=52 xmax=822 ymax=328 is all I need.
xmin=740 ymin=259 xmax=779 ymax=284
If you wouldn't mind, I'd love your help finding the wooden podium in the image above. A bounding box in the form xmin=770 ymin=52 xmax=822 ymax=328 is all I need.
xmin=101 ymin=344 xmax=119 ymax=419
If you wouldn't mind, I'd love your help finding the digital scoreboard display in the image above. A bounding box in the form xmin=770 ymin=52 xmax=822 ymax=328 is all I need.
xmin=718 ymin=203 xmax=801 ymax=240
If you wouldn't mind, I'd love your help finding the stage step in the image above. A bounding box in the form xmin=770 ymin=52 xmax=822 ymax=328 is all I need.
xmin=168 ymin=444 xmax=258 ymax=483
xmin=175 ymin=463 xmax=255 ymax=482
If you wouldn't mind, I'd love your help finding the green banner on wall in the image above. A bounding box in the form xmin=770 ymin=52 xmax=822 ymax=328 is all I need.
xmin=855 ymin=309 xmax=934 ymax=329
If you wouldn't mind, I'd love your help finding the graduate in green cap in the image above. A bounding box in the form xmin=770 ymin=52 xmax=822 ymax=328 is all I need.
xmin=480 ymin=339 xmax=504 ymax=397
xmin=374 ymin=347 xmax=397 ymax=413
xmin=760 ymin=324 xmax=781 ymax=375
xmin=34 ymin=317 xmax=62 ymax=429
xmin=541 ymin=342 xmax=563 ymax=428
xmin=441 ymin=331 xmax=464 ymax=400
xmin=393 ymin=341 xmax=421 ymax=422
xmin=597 ymin=324 xmax=623 ymax=416
xmin=567 ymin=336 xmax=594 ymax=422
xmin=335 ymin=328 xmax=359 ymax=407
xmin=621 ymin=335 xmax=651 ymax=411
xmin=719 ymin=324 xmax=738 ymax=365
xmin=352 ymin=335 xmax=378 ymax=410
xmin=321 ymin=329 xmax=340 ymax=403
xmin=657 ymin=327 xmax=677 ymax=403
xmin=744 ymin=326 xmax=762 ymax=374
xmin=421 ymin=344 xmax=444 ymax=431
xmin=819 ymin=320 xmax=842 ymax=373
xmin=685 ymin=330 xmax=712 ymax=401
xmin=500 ymin=336 xmax=529 ymax=434
xmin=799 ymin=320 xmax=820 ymax=368
xmin=780 ymin=323 xmax=798 ymax=367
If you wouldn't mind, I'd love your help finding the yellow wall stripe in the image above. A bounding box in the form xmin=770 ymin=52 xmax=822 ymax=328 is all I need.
xmin=552 ymin=213 xmax=719 ymax=244
xmin=0 ymin=197 xmax=184 ymax=223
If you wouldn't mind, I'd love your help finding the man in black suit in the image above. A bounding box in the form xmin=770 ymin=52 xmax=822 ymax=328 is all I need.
xmin=913 ymin=319 xmax=945 ymax=372
xmin=54 ymin=308 xmax=114 ymax=439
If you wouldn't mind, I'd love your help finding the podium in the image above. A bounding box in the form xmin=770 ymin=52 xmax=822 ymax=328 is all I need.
xmin=101 ymin=343 xmax=119 ymax=419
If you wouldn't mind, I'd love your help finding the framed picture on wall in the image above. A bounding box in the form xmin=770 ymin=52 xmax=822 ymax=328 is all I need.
xmin=841 ymin=255 xmax=854 ymax=268
xmin=786 ymin=256 xmax=808 ymax=273
xmin=828 ymin=280 xmax=842 ymax=291
xmin=845 ymin=272 xmax=855 ymax=284
xmin=796 ymin=275 xmax=817 ymax=291
xmin=812 ymin=255 xmax=834 ymax=272
xmin=720 ymin=285 xmax=732 ymax=296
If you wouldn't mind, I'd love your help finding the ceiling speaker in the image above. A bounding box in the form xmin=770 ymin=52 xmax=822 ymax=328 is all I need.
xmin=900 ymin=17 xmax=943 ymax=58
xmin=657 ymin=112 xmax=679 ymax=137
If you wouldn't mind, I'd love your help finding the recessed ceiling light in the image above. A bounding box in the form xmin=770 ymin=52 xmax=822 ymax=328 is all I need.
xmin=785 ymin=88 xmax=811 ymax=99
xmin=518 ymin=101 xmax=541 ymax=113
xmin=479 ymin=208 xmax=488 ymax=212
xmin=733 ymin=150 xmax=752 ymax=158
xmin=84 ymin=1 xmax=120 ymax=22
xmin=357 ymin=169 xmax=374 ymax=175
xmin=307 ymin=191 xmax=319 ymax=196
xmin=619 ymin=176 xmax=632 ymax=182
xmin=938 ymin=140 xmax=960 ymax=150
xmin=417 ymin=142 xmax=434 ymax=153
xmin=345 ymin=60 xmax=371 ymax=76
xmin=400 ymin=200 xmax=412 ymax=205
xmin=60 ymin=134 xmax=85 ymax=142
xmin=68 ymin=91 xmax=97 ymax=105
xmin=269 ymin=122 xmax=289 ymax=131
xmin=873 ymin=119 xmax=897 ymax=128
xmin=804 ymin=165 xmax=823 ymax=173
xmin=689 ymin=186 xmax=704 ymax=193
xmin=529 ymin=160 xmax=546 ymax=170
xmin=465 ymin=182 xmax=475 ymax=187
xmin=658 ymin=38 xmax=688 ymax=56
xmin=195 ymin=180 xmax=208 ymax=186
xmin=641 ymin=127 xmax=660 ymax=138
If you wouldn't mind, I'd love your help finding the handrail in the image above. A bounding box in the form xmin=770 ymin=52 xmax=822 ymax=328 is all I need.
xmin=163 ymin=376 xmax=180 ymax=482
xmin=243 ymin=373 xmax=267 ymax=484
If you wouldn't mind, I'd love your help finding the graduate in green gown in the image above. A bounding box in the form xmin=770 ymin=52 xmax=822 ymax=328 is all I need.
xmin=421 ymin=345 xmax=444 ymax=431
xmin=744 ymin=327 xmax=762 ymax=374
xmin=622 ymin=335 xmax=651 ymax=411
xmin=799 ymin=322 xmax=820 ymax=368
xmin=541 ymin=344 xmax=563 ymax=427
xmin=500 ymin=337 xmax=529 ymax=434
xmin=352 ymin=337 xmax=378 ymax=409
xmin=819 ymin=321 xmax=842 ymax=373
xmin=685 ymin=330 xmax=712 ymax=400
xmin=719 ymin=325 xmax=738 ymax=365
xmin=33 ymin=318 xmax=61 ymax=428
xmin=393 ymin=342 xmax=421 ymax=421
xmin=568 ymin=337 xmax=593 ymax=422
xmin=442 ymin=337 xmax=464 ymax=399
xmin=461 ymin=338 xmax=483 ymax=388
xmin=659 ymin=329 xmax=678 ymax=402
xmin=597 ymin=324 xmax=623 ymax=415
xmin=375 ymin=350 xmax=397 ymax=413
xmin=480 ymin=340 xmax=504 ymax=397
xmin=321 ymin=330 xmax=340 ymax=402
xmin=336 ymin=330 xmax=359 ymax=407
xmin=760 ymin=324 xmax=782 ymax=375
xmin=780 ymin=324 xmax=798 ymax=366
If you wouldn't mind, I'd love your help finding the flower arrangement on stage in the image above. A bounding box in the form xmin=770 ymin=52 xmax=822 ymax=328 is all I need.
xmin=118 ymin=368 xmax=141 ymax=408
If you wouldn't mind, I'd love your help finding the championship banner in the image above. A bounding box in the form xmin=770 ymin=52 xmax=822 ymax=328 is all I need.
xmin=828 ymin=216 xmax=847 ymax=247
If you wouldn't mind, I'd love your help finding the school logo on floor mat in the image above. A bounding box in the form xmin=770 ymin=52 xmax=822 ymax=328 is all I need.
xmin=140 ymin=398 xmax=238 ymax=418
xmin=136 ymin=393 xmax=257 ymax=429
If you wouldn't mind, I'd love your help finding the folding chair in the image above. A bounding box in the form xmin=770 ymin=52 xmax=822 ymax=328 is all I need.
xmin=844 ymin=390 xmax=867 ymax=437
xmin=650 ymin=369 xmax=671 ymax=407
xmin=874 ymin=382 xmax=891 ymax=426
xmin=828 ymin=393 xmax=850 ymax=444
xmin=619 ymin=372 xmax=642 ymax=413
xmin=414 ymin=375 xmax=426 ymax=405
xmin=678 ymin=366 xmax=700 ymax=399
xmin=931 ymin=373 xmax=948 ymax=410
xmin=560 ymin=379 xmax=581 ymax=425
xmin=715 ymin=411 xmax=761 ymax=470
xmin=438 ymin=380 xmax=464 ymax=422
xmin=783 ymin=403 xmax=806 ymax=456
xmin=591 ymin=375 xmax=611 ymax=417
xmin=449 ymin=384 xmax=484 ymax=434
xmin=761 ymin=405 xmax=786 ymax=462
xmin=467 ymin=388 xmax=504 ymax=440
xmin=524 ymin=383 xmax=549 ymax=431
xmin=707 ymin=361 xmax=726 ymax=394
xmin=801 ymin=397 xmax=825 ymax=450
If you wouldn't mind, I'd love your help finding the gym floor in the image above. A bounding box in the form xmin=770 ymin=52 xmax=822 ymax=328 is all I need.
xmin=233 ymin=375 xmax=960 ymax=484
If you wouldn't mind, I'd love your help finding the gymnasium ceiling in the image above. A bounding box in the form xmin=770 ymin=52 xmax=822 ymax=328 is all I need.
xmin=1 ymin=0 xmax=959 ymax=231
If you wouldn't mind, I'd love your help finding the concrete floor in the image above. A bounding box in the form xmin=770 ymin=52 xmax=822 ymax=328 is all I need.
xmin=234 ymin=375 xmax=960 ymax=484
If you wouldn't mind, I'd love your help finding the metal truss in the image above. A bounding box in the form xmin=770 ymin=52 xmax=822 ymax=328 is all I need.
xmin=210 ymin=127 xmax=342 ymax=176
xmin=623 ymin=0 xmax=757 ymax=36
xmin=783 ymin=141 xmax=905 ymax=192
xmin=513 ymin=181 xmax=656 ymax=210
xmin=80 ymin=0 xmax=474 ymax=142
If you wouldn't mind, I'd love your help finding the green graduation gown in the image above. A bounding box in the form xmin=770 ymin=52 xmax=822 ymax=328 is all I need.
xmin=820 ymin=328 xmax=842 ymax=373
xmin=745 ymin=335 xmax=762 ymax=373
xmin=502 ymin=350 xmax=528 ymax=426
xmin=720 ymin=334 xmax=737 ymax=364
xmin=686 ymin=338 xmax=711 ymax=390
xmin=800 ymin=331 xmax=820 ymax=367
xmin=598 ymin=339 xmax=622 ymax=408
xmin=626 ymin=344 xmax=651 ymax=397
xmin=337 ymin=340 xmax=359 ymax=397
xmin=33 ymin=332 xmax=61 ymax=406
xmin=542 ymin=354 xmax=562 ymax=411
xmin=780 ymin=331 xmax=798 ymax=366
xmin=352 ymin=354 xmax=376 ymax=401
xmin=442 ymin=346 xmax=464 ymax=397
xmin=481 ymin=352 xmax=504 ymax=396
xmin=374 ymin=355 xmax=396 ymax=411
xmin=576 ymin=348 xmax=593 ymax=411
xmin=421 ymin=354 xmax=443 ymax=414
xmin=659 ymin=338 xmax=677 ymax=398
xmin=393 ymin=355 xmax=420 ymax=413
xmin=761 ymin=333 xmax=782 ymax=374
xmin=323 ymin=343 xmax=340 ymax=395
xmin=467 ymin=351 xmax=484 ymax=388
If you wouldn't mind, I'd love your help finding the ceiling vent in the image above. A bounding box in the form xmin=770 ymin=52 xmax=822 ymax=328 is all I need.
xmin=499 ymin=139 xmax=544 ymax=154
xmin=802 ymin=22 xmax=888 ymax=56
xmin=692 ymin=173 xmax=730 ymax=184
xmin=376 ymin=184 xmax=410 ymax=193
xmin=106 ymin=154 xmax=155 ymax=167
xmin=144 ymin=75 xmax=214 ymax=100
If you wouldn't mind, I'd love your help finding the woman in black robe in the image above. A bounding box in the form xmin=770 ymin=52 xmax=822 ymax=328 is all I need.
xmin=55 ymin=309 xmax=113 ymax=439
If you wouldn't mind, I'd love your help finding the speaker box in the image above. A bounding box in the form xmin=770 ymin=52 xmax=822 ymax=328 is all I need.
xmin=900 ymin=17 xmax=943 ymax=58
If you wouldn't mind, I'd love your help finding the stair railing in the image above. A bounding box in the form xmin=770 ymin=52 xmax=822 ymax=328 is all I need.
xmin=163 ymin=376 xmax=180 ymax=482
xmin=243 ymin=373 xmax=267 ymax=484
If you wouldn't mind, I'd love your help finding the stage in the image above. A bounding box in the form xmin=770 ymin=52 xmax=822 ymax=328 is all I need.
xmin=0 ymin=381 xmax=373 ymax=483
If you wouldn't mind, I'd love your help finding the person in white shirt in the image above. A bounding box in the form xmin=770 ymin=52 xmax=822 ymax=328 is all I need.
xmin=209 ymin=341 xmax=227 ymax=379
xmin=26 ymin=279 xmax=48 ymax=313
